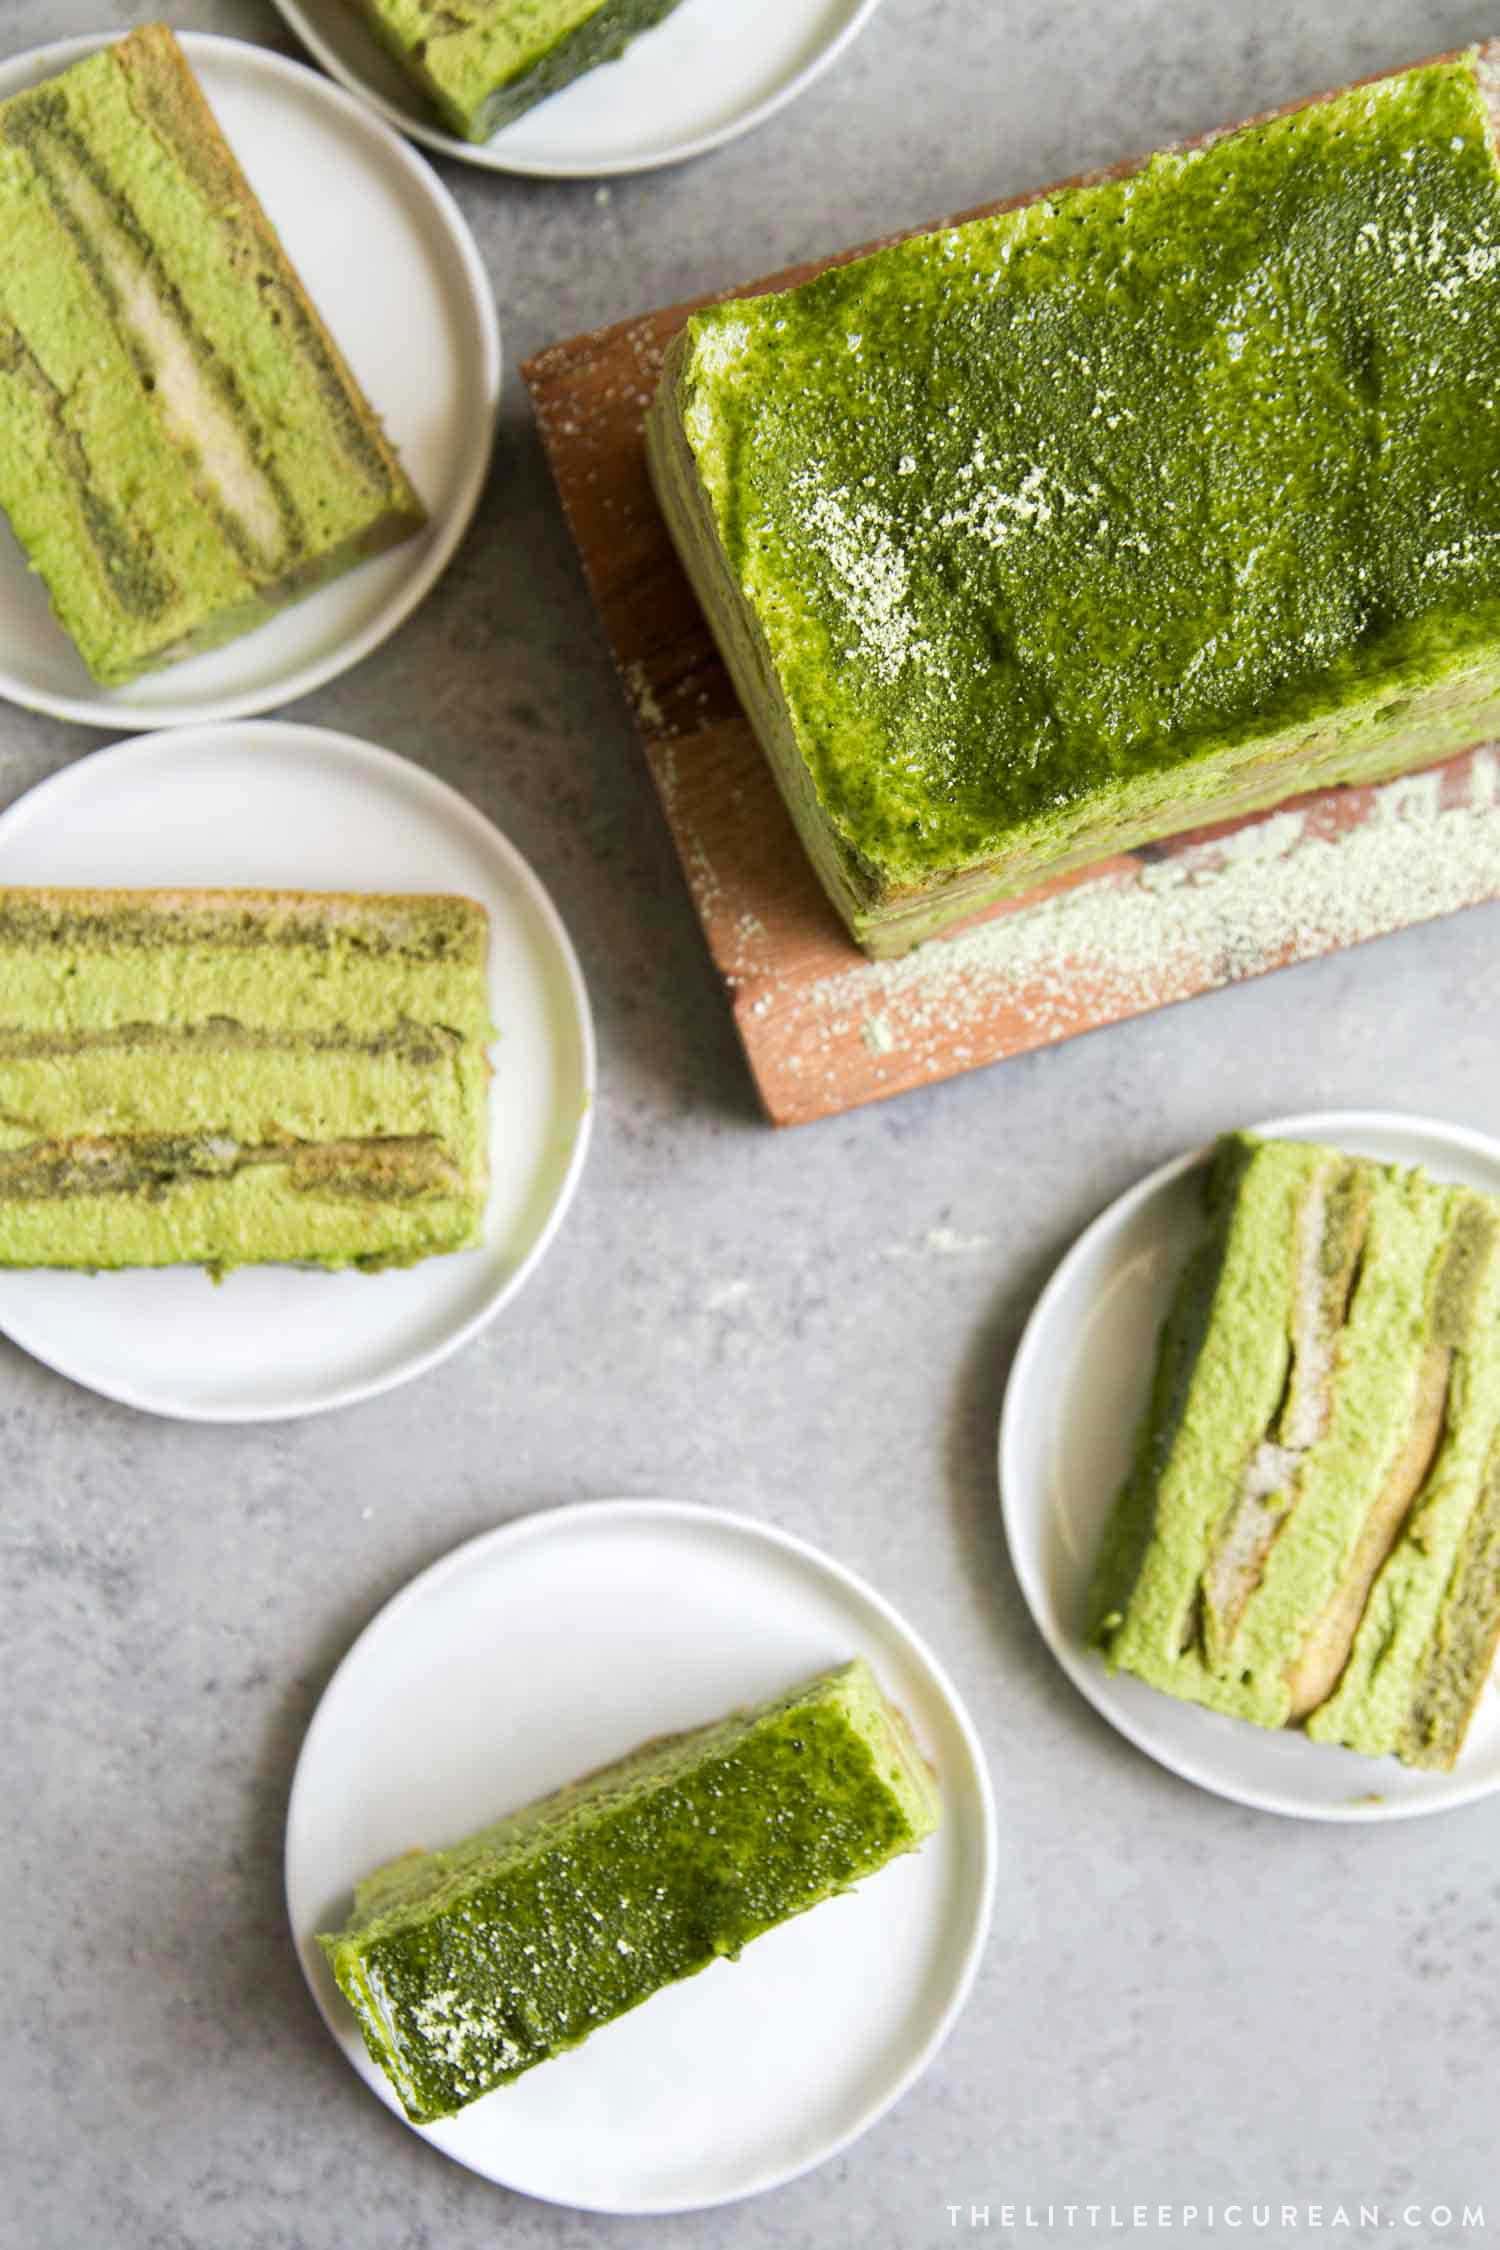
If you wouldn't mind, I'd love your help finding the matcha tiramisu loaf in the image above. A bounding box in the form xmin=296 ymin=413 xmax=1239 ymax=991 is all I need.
xmin=348 ymin=0 xmax=687 ymax=142
xmin=1091 ymin=1133 xmax=1500 ymax=1771
xmin=0 ymin=886 xmax=491 ymax=1274
xmin=319 ymin=1657 xmax=940 ymax=2120
xmin=0 ymin=26 xmax=425 ymax=686
xmin=648 ymin=52 xmax=1500 ymax=956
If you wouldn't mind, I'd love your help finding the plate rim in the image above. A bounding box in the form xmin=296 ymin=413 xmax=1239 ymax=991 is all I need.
xmin=0 ymin=720 xmax=596 ymax=1424
xmin=0 ymin=29 xmax=502 ymax=731
xmin=999 ymin=1106 xmax=1500 ymax=1825
xmin=284 ymin=1494 xmax=998 ymax=2214
xmin=268 ymin=0 xmax=887 ymax=178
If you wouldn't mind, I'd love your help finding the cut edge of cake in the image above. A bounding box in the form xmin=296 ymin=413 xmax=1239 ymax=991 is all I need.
xmin=1092 ymin=1131 xmax=1500 ymax=1770
xmin=0 ymin=26 xmax=427 ymax=685
xmin=0 ymin=883 xmax=492 ymax=1275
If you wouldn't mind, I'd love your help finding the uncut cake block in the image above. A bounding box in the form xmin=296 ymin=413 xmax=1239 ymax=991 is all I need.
xmin=319 ymin=1658 xmax=940 ymax=2121
xmin=348 ymin=0 xmax=687 ymax=142
xmin=1091 ymin=1134 xmax=1500 ymax=1771
xmin=647 ymin=53 xmax=1500 ymax=958
xmin=0 ymin=886 xmax=491 ymax=1274
xmin=0 ymin=26 xmax=425 ymax=687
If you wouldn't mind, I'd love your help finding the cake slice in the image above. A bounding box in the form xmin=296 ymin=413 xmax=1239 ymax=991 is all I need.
xmin=318 ymin=1658 xmax=940 ymax=2121
xmin=647 ymin=51 xmax=1500 ymax=956
xmin=348 ymin=0 xmax=687 ymax=142
xmin=0 ymin=26 xmax=425 ymax=686
xmin=1091 ymin=1133 xmax=1500 ymax=1769
xmin=0 ymin=886 xmax=491 ymax=1274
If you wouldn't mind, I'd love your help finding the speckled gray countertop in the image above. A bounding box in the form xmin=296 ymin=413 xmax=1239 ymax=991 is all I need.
xmin=6 ymin=3 xmax=1500 ymax=2246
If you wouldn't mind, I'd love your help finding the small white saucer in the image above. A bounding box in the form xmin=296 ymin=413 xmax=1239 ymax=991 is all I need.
xmin=1000 ymin=1110 xmax=1500 ymax=1822
xmin=0 ymin=724 xmax=593 ymax=1422
xmin=285 ymin=1499 xmax=995 ymax=2213
xmin=271 ymin=0 xmax=885 ymax=177
xmin=0 ymin=33 xmax=500 ymax=729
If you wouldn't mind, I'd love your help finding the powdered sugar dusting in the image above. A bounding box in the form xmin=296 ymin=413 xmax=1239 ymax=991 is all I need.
xmin=795 ymin=749 xmax=1500 ymax=1066
xmin=792 ymin=469 xmax=928 ymax=685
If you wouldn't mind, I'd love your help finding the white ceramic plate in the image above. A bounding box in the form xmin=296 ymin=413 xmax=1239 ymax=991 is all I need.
xmin=1000 ymin=1110 xmax=1500 ymax=1823
xmin=285 ymin=1499 xmax=995 ymax=2213
xmin=271 ymin=0 xmax=884 ymax=177
xmin=0 ymin=33 xmax=500 ymax=729
xmin=0 ymin=724 xmax=593 ymax=1422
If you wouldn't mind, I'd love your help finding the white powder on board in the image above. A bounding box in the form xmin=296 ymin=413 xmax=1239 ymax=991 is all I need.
xmin=623 ymin=659 xmax=666 ymax=734
xmin=802 ymin=750 xmax=1500 ymax=1055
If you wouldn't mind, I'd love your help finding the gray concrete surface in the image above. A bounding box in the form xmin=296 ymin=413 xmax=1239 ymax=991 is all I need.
xmin=5 ymin=3 xmax=1499 ymax=2246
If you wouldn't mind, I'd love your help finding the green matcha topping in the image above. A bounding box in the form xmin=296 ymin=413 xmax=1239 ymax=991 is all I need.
xmin=0 ymin=27 xmax=425 ymax=686
xmin=1093 ymin=1132 xmax=1500 ymax=1770
xmin=351 ymin=0 xmax=687 ymax=141
xmin=0 ymin=885 xmax=492 ymax=1275
xmin=650 ymin=56 xmax=1500 ymax=954
xmin=319 ymin=1658 xmax=940 ymax=2122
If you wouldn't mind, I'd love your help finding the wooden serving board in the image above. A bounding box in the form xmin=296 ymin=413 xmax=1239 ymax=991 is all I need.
xmin=522 ymin=79 xmax=1500 ymax=1127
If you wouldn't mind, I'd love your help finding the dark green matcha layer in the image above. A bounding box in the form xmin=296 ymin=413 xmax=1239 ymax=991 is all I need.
xmin=352 ymin=0 xmax=686 ymax=141
xmin=319 ymin=1658 xmax=940 ymax=2122
xmin=0 ymin=886 xmax=491 ymax=1274
xmin=649 ymin=53 xmax=1500 ymax=956
xmin=1092 ymin=1133 xmax=1500 ymax=1770
xmin=0 ymin=26 xmax=425 ymax=686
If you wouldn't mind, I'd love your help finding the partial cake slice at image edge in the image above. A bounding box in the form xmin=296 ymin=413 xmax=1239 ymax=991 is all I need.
xmin=1092 ymin=1131 xmax=1500 ymax=1771
xmin=349 ymin=0 xmax=689 ymax=141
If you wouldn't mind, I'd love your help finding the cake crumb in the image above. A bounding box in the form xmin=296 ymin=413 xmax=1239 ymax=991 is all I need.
xmin=623 ymin=660 xmax=665 ymax=733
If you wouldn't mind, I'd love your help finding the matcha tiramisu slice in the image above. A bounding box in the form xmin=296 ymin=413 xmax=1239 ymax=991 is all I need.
xmin=348 ymin=0 xmax=687 ymax=142
xmin=648 ymin=53 xmax=1500 ymax=956
xmin=1092 ymin=1133 xmax=1500 ymax=1770
xmin=319 ymin=1657 xmax=940 ymax=2120
xmin=0 ymin=26 xmax=425 ymax=686
xmin=0 ymin=886 xmax=491 ymax=1274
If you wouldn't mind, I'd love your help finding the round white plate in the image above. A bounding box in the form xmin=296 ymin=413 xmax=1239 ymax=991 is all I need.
xmin=0 ymin=33 xmax=500 ymax=729
xmin=0 ymin=724 xmax=593 ymax=1422
xmin=285 ymin=1499 xmax=995 ymax=2213
xmin=1000 ymin=1109 xmax=1500 ymax=1823
xmin=271 ymin=0 xmax=884 ymax=177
